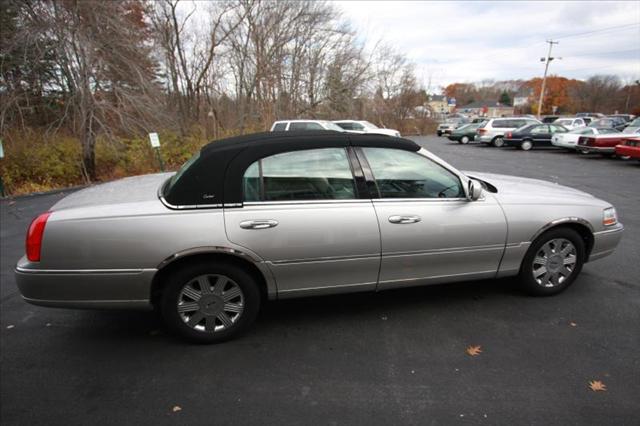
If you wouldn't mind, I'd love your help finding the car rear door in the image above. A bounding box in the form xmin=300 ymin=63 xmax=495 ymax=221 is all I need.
xmin=224 ymin=147 xmax=381 ymax=298
xmin=357 ymin=147 xmax=507 ymax=290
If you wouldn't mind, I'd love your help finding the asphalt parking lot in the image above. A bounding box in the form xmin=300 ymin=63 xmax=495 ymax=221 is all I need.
xmin=1 ymin=135 xmax=639 ymax=425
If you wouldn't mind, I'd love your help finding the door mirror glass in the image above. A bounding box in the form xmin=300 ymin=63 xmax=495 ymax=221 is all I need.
xmin=467 ymin=179 xmax=483 ymax=201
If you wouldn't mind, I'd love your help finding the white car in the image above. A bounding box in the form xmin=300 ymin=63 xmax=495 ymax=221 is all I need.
xmin=270 ymin=120 xmax=346 ymax=132
xmin=551 ymin=127 xmax=620 ymax=150
xmin=553 ymin=117 xmax=587 ymax=130
xmin=333 ymin=120 xmax=401 ymax=137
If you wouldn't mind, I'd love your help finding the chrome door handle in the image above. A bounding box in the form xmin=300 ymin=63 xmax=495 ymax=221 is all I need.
xmin=239 ymin=219 xmax=279 ymax=230
xmin=388 ymin=215 xmax=421 ymax=224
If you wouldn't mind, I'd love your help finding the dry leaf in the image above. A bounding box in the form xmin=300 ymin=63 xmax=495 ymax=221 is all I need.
xmin=6 ymin=325 xmax=14 ymax=329
xmin=466 ymin=345 xmax=482 ymax=356
xmin=570 ymin=322 xmax=577 ymax=327
xmin=589 ymin=380 xmax=607 ymax=392
xmin=172 ymin=406 xmax=182 ymax=412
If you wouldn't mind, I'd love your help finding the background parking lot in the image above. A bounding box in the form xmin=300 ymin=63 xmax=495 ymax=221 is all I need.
xmin=1 ymin=136 xmax=639 ymax=425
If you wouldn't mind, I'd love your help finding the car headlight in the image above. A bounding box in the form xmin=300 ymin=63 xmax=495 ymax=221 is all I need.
xmin=603 ymin=207 xmax=618 ymax=226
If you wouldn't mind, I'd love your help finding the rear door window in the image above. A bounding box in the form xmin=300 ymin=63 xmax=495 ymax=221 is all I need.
xmin=272 ymin=122 xmax=287 ymax=131
xmin=243 ymin=148 xmax=357 ymax=201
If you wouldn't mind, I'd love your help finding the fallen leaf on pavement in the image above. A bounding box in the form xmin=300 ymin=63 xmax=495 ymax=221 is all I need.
xmin=570 ymin=322 xmax=577 ymax=327
xmin=589 ymin=380 xmax=607 ymax=392
xmin=466 ymin=345 xmax=482 ymax=356
xmin=6 ymin=325 xmax=15 ymax=329
xmin=172 ymin=406 xmax=182 ymax=412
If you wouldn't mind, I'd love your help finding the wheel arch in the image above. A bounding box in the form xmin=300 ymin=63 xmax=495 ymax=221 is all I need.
xmin=150 ymin=248 xmax=277 ymax=308
xmin=529 ymin=218 xmax=595 ymax=259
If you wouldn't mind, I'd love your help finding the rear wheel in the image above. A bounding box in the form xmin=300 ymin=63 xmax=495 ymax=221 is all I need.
xmin=161 ymin=262 xmax=260 ymax=343
xmin=520 ymin=140 xmax=533 ymax=151
xmin=518 ymin=228 xmax=585 ymax=296
xmin=492 ymin=136 xmax=505 ymax=147
xmin=460 ymin=135 xmax=470 ymax=144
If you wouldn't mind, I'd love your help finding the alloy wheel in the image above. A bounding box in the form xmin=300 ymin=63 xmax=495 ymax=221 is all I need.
xmin=177 ymin=274 xmax=244 ymax=333
xmin=521 ymin=140 xmax=533 ymax=151
xmin=461 ymin=136 xmax=470 ymax=144
xmin=531 ymin=238 xmax=577 ymax=287
xmin=493 ymin=137 xmax=504 ymax=147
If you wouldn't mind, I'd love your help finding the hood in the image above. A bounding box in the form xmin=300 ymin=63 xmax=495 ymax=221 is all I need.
xmin=463 ymin=171 xmax=605 ymax=206
xmin=51 ymin=173 xmax=173 ymax=211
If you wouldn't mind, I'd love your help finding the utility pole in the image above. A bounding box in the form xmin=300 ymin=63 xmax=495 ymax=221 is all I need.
xmin=537 ymin=40 xmax=559 ymax=119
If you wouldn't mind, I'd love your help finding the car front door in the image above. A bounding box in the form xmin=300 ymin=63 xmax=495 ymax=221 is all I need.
xmin=358 ymin=147 xmax=507 ymax=290
xmin=224 ymin=147 xmax=381 ymax=298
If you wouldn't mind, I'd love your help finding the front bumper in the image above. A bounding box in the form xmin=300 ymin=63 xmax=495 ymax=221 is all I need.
xmin=15 ymin=257 xmax=154 ymax=309
xmin=589 ymin=223 xmax=624 ymax=262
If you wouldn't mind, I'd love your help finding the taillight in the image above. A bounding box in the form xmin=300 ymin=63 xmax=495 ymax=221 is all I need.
xmin=26 ymin=212 xmax=51 ymax=262
xmin=478 ymin=128 xmax=487 ymax=134
xmin=506 ymin=132 xmax=512 ymax=138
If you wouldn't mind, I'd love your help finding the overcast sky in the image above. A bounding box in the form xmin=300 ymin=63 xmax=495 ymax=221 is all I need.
xmin=335 ymin=1 xmax=640 ymax=91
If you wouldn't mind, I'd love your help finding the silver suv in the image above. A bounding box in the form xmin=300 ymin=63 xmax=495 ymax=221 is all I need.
xmin=477 ymin=117 xmax=541 ymax=147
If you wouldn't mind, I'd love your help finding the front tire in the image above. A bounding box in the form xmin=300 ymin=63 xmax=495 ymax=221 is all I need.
xmin=161 ymin=262 xmax=261 ymax=343
xmin=518 ymin=228 xmax=585 ymax=296
xmin=460 ymin=135 xmax=470 ymax=144
xmin=492 ymin=136 xmax=505 ymax=147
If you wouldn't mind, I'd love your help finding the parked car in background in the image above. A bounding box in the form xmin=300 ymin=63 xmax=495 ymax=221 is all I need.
xmin=581 ymin=117 xmax=595 ymax=125
xmin=541 ymin=116 xmax=561 ymax=124
xmin=552 ymin=127 xmax=620 ymax=150
xmin=437 ymin=117 xmax=469 ymax=136
xmin=15 ymin=131 xmax=624 ymax=342
xmin=447 ymin=122 xmax=484 ymax=144
xmin=577 ymin=132 xmax=638 ymax=156
xmin=589 ymin=118 xmax=627 ymax=132
xmin=270 ymin=120 xmax=345 ymax=132
xmin=615 ymin=137 xmax=640 ymax=161
xmin=553 ymin=117 xmax=587 ymax=130
xmin=503 ymin=124 xmax=568 ymax=150
xmin=622 ymin=117 xmax=640 ymax=134
xmin=476 ymin=117 xmax=541 ymax=147
xmin=609 ymin=114 xmax=635 ymax=123
xmin=333 ymin=120 xmax=401 ymax=137
xmin=576 ymin=112 xmax=604 ymax=118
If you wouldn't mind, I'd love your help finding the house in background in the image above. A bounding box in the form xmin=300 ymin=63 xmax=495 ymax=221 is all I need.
xmin=457 ymin=100 xmax=515 ymax=117
xmin=426 ymin=95 xmax=454 ymax=118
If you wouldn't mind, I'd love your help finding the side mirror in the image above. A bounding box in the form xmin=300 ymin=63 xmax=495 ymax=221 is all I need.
xmin=467 ymin=179 xmax=483 ymax=201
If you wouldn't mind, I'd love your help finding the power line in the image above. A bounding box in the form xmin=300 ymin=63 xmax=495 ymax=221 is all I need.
xmin=553 ymin=22 xmax=640 ymax=40
xmin=565 ymin=48 xmax=640 ymax=58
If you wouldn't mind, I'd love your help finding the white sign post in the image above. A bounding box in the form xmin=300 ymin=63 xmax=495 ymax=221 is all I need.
xmin=148 ymin=133 xmax=164 ymax=171
xmin=0 ymin=139 xmax=5 ymax=197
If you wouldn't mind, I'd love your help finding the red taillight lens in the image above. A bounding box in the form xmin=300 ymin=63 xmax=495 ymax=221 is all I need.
xmin=26 ymin=212 xmax=51 ymax=262
xmin=506 ymin=132 xmax=512 ymax=138
xmin=478 ymin=128 xmax=487 ymax=134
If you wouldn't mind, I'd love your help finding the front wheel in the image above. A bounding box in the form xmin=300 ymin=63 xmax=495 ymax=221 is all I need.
xmin=492 ymin=136 xmax=505 ymax=147
xmin=460 ymin=135 xmax=470 ymax=144
xmin=518 ymin=228 xmax=585 ymax=296
xmin=161 ymin=262 xmax=261 ymax=343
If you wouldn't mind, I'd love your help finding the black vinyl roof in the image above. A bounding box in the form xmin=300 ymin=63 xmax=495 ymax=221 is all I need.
xmin=163 ymin=131 xmax=420 ymax=207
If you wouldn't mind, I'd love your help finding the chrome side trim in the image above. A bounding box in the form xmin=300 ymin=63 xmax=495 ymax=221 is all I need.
xmin=269 ymin=253 xmax=379 ymax=265
xmin=15 ymin=267 xmax=148 ymax=274
xmin=243 ymin=199 xmax=371 ymax=206
xmin=530 ymin=217 xmax=594 ymax=242
xmin=383 ymin=244 xmax=505 ymax=258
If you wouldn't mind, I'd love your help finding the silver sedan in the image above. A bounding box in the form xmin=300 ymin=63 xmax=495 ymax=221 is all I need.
xmin=15 ymin=131 xmax=624 ymax=342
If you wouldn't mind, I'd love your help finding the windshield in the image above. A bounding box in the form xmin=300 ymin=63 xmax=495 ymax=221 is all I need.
xmin=598 ymin=128 xmax=619 ymax=134
xmin=323 ymin=121 xmax=347 ymax=132
xmin=163 ymin=151 xmax=200 ymax=196
xmin=556 ymin=119 xmax=572 ymax=126
xmin=629 ymin=118 xmax=640 ymax=126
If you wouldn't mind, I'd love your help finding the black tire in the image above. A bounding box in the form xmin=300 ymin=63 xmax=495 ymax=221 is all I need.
xmin=437 ymin=131 xmax=442 ymax=137
xmin=492 ymin=136 xmax=505 ymax=147
xmin=520 ymin=140 xmax=533 ymax=151
xmin=518 ymin=227 xmax=586 ymax=296
xmin=161 ymin=262 xmax=261 ymax=343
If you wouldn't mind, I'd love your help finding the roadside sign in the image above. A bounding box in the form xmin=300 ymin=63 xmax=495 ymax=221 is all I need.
xmin=148 ymin=133 xmax=160 ymax=148
xmin=0 ymin=139 xmax=4 ymax=159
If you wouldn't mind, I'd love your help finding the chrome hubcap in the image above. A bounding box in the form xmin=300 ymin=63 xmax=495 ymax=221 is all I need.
xmin=532 ymin=238 xmax=577 ymax=287
xmin=177 ymin=274 xmax=244 ymax=333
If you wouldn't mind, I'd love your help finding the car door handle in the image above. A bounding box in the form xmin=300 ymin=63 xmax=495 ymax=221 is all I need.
xmin=239 ymin=220 xmax=279 ymax=230
xmin=388 ymin=215 xmax=421 ymax=224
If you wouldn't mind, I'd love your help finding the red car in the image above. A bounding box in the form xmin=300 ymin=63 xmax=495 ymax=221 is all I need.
xmin=615 ymin=137 xmax=640 ymax=161
xmin=577 ymin=133 xmax=638 ymax=156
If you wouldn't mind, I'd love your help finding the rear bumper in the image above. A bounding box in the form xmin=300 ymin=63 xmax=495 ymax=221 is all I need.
xmin=589 ymin=223 xmax=624 ymax=262
xmin=578 ymin=145 xmax=615 ymax=154
xmin=15 ymin=257 xmax=154 ymax=309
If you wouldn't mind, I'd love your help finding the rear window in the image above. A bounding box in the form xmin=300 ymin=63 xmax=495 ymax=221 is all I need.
xmin=289 ymin=122 xmax=324 ymax=131
xmin=272 ymin=122 xmax=287 ymax=131
xmin=336 ymin=122 xmax=353 ymax=130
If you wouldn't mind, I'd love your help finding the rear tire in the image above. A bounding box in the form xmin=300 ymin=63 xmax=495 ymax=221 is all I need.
xmin=492 ymin=136 xmax=505 ymax=147
xmin=520 ymin=140 xmax=533 ymax=151
xmin=161 ymin=262 xmax=261 ymax=343
xmin=518 ymin=228 xmax=585 ymax=296
xmin=460 ymin=135 xmax=470 ymax=144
